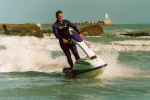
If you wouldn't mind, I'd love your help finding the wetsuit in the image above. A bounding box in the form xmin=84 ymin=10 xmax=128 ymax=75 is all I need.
xmin=52 ymin=19 xmax=80 ymax=68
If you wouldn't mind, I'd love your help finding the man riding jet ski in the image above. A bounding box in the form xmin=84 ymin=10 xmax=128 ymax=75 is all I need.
xmin=52 ymin=10 xmax=107 ymax=77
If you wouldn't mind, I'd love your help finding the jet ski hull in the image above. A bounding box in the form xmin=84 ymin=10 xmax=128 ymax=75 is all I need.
xmin=63 ymin=64 xmax=107 ymax=78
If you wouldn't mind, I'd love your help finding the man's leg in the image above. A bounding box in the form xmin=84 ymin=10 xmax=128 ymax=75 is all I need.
xmin=60 ymin=43 xmax=73 ymax=68
xmin=70 ymin=43 xmax=80 ymax=61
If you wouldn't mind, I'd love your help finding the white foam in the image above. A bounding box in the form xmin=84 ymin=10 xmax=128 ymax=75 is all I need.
xmin=0 ymin=35 xmax=66 ymax=72
xmin=0 ymin=35 xmax=142 ymax=80
xmin=91 ymin=44 xmax=140 ymax=79
xmin=111 ymin=40 xmax=150 ymax=51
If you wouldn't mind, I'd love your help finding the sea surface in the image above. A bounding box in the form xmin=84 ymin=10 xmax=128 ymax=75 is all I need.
xmin=0 ymin=24 xmax=150 ymax=100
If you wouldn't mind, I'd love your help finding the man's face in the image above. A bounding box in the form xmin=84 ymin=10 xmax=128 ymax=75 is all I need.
xmin=57 ymin=13 xmax=63 ymax=22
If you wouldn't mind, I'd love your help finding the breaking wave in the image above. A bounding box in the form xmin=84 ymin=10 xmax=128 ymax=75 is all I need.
xmin=111 ymin=40 xmax=150 ymax=51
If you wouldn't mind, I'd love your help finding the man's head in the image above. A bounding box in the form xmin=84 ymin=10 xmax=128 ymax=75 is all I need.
xmin=56 ymin=10 xmax=64 ymax=22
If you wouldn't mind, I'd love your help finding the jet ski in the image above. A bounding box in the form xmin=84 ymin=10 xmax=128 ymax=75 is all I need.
xmin=63 ymin=33 xmax=107 ymax=77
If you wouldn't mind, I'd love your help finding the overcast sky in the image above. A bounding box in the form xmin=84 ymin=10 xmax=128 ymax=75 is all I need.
xmin=0 ymin=0 xmax=149 ymax=24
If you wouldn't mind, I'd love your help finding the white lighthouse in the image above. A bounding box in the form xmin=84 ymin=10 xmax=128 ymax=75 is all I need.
xmin=103 ymin=13 xmax=113 ymax=25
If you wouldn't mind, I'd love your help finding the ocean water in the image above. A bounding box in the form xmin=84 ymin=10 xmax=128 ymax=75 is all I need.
xmin=0 ymin=24 xmax=150 ymax=100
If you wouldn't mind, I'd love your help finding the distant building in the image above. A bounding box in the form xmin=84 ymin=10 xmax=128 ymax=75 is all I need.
xmin=36 ymin=23 xmax=41 ymax=30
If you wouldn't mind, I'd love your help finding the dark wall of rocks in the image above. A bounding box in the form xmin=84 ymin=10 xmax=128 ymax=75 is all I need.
xmin=80 ymin=24 xmax=104 ymax=36
xmin=0 ymin=24 xmax=52 ymax=38
xmin=120 ymin=32 xmax=150 ymax=36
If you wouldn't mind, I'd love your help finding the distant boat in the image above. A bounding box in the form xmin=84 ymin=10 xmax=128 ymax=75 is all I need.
xmin=103 ymin=13 xmax=113 ymax=25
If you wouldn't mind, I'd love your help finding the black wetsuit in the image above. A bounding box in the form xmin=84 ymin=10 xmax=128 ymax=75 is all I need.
xmin=52 ymin=19 xmax=80 ymax=68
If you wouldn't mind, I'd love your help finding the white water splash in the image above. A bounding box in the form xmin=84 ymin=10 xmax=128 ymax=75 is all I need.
xmin=0 ymin=35 xmax=142 ymax=79
xmin=0 ymin=35 xmax=66 ymax=72
xmin=90 ymin=44 xmax=141 ymax=79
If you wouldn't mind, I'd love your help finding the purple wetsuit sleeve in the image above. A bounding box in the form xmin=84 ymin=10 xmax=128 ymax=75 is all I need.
xmin=66 ymin=20 xmax=80 ymax=34
xmin=52 ymin=24 xmax=62 ymax=40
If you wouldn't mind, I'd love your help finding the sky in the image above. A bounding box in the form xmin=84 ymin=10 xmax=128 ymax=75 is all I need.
xmin=0 ymin=0 xmax=150 ymax=24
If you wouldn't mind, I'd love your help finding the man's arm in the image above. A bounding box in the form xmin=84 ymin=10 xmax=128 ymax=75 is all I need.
xmin=66 ymin=20 xmax=80 ymax=34
xmin=52 ymin=24 xmax=62 ymax=40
